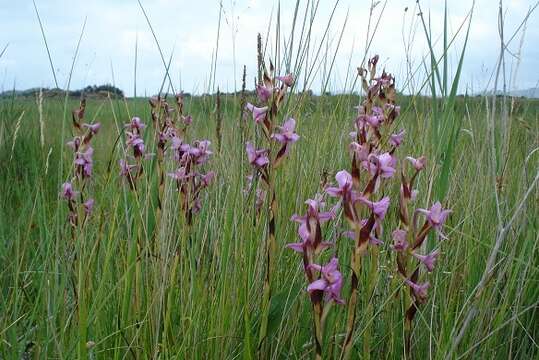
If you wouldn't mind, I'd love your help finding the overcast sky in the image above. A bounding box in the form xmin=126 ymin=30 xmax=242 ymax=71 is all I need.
xmin=0 ymin=0 xmax=537 ymax=96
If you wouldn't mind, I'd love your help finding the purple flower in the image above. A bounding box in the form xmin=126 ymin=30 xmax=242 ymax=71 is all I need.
xmin=126 ymin=117 xmax=145 ymax=131
xmin=256 ymin=84 xmax=272 ymax=103
xmin=74 ymin=146 xmax=94 ymax=178
xmin=286 ymin=222 xmax=313 ymax=253
xmin=82 ymin=122 xmax=101 ymax=135
xmin=365 ymin=114 xmax=383 ymax=128
xmin=171 ymin=136 xmax=190 ymax=162
xmin=61 ymin=182 xmax=78 ymax=200
xmin=391 ymin=229 xmax=409 ymax=252
xmin=404 ymin=278 xmax=430 ymax=302
xmin=413 ymin=249 xmax=440 ymax=272
xmin=167 ymin=167 xmax=192 ymax=182
xmin=190 ymin=140 xmax=213 ymax=164
xmin=354 ymin=105 xmax=365 ymax=115
xmin=389 ymin=129 xmax=405 ymax=147
xmin=368 ymin=153 xmax=396 ymax=178
xmin=291 ymin=196 xmax=335 ymax=225
xmin=349 ymin=142 xmax=370 ymax=161
xmin=272 ymin=118 xmax=299 ymax=152
xmin=83 ymin=198 xmax=95 ymax=215
xmin=200 ymin=171 xmax=216 ymax=187
xmin=288 ymin=196 xmax=336 ymax=253
xmin=245 ymin=103 xmax=268 ymax=124
xmin=182 ymin=115 xmax=193 ymax=126
xmin=406 ymin=156 xmax=426 ymax=171
xmin=307 ymin=257 xmax=344 ymax=304
xmin=126 ymin=132 xmax=145 ymax=157
xmin=276 ymin=73 xmax=294 ymax=87
xmin=359 ymin=196 xmax=390 ymax=220
xmin=385 ymin=103 xmax=401 ymax=117
xmin=246 ymin=142 xmax=270 ymax=168
xmin=326 ymin=170 xmax=353 ymax=199
xmin=67 ymin=137 xmax=81 ymax=151
xmin=119 ymin=159 xmax=137 ymax=178
xmin=417 ymin=202 xmax=451 ymax=238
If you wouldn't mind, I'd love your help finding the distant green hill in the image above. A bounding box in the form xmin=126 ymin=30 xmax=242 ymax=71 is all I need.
xmin=0 ymin=84 xmax=124 ymax=99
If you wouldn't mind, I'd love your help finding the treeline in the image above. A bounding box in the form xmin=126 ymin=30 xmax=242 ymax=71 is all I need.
xmin=0 ymin=84 xmax=124 ymax=99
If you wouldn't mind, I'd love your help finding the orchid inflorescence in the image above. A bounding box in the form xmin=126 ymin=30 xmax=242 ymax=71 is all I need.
xmin=287 ymin=55 xmax=452 ymax=359
xmin=147 ymin=94 xmax=215 ymax=224
xmin=244 ymin=59 xmax=299 ymax=347
xmin=118 ymin=116 xmax=148 ymax=189
xmin=61 ymin=98 xmax=99 ymax=228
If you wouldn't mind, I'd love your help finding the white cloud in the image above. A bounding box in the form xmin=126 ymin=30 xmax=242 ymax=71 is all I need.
xmin=0 ymin=0 xmax=537 ymax=95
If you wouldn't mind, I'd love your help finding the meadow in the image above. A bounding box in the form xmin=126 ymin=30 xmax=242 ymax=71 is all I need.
xmin=1 ymin=1 xmax=539 ymax=359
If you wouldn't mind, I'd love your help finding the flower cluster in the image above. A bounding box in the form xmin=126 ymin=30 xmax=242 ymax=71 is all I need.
xmin=118 ymin=116 xmax=148 ymax=188
xmin=61 ymin=98 xmax=99 ymax=227
xmin=287 ymin=55 xmax=452 ymax=358
xmin=146 ymin=95 xmax=215 ymax=224
xmin=167 ymin=136 xmax=215 ymax=223
xmin=288 ymin=195 xmax=343 ymax=302
xmin=245 ymin=71 xmax=299 ymax=171
xmin=245 ymin=59 xmax=299 ymax=347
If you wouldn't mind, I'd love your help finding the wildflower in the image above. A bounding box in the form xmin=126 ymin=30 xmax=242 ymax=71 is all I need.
xmin=307 ymin=258 xmax=344 ymax=304
xmin=67 ymin=137 xmax=81 ymax=151
xmin=245 ymin=103 xmax=268 ymax=124
xmin=288 ymin=196 xmax=335 ymax=253
xmin=368 ymin=153 xmax=396 ymax=178
xmin=256 ymin=84 xmax=272 ymax=103
xmin=61 ymin=182 xmax=77 ymax=200
xmin=326 ymin=170 xmax=353 ymax=199
xmin=417 ymin=202 xmax=451 ymax=238
xmin=167 ymin=167 xmax=192 ymax=182
xmin=82 ymin=122 xmax=101 ymax=135
xmin=385 ymin=103 xmax=401 ymax=119
xmin=406 ymin=156 xmax=426 ymax=171
xmin=404 ymin=278 xmax=430 ymax=302
xmin=276 ymin=73 xmax=294 ymax=87
xmin=389 ymin=129 xmax=405 ymax=147
xmin=286 ymin=221 xmax=328 ymax=253
xmin=272 ymin=118 xmax=299 ymax=153
xmin=74 ymin=146 xmax=94 ymax=178
xmin=126 ymin=132 xmax=145 ymax=157
xmin=391 ymin=229 xmax=408 ymax=252
xmin=190 ymin=140 xmax=213 ymax=165
xmin=182 ymin=115 xmax=193 ymax=126
xmin=291 ymin=196 xmax=335 ymax=225
xmin=119 ymin=159 xmax=137 ymax=178
xmin=200 ymin=171 xmax=216 ymax=187
xmin=413 ymin=249 xmax=440 ymax=272
xmin=83 ymin=198 xmax=94 ymax=215
xmin=359 ymin=196 xmax=390 ymax=220
xmin=349 ymin=142 xmax=370 ymax=161
xmin=245 ymin=142 xmax=270 ymax=168
xmin=125 ymin=116 xmax=145 ymax=131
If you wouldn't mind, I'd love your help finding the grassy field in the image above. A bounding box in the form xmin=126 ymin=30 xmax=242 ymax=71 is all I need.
xmin=0 ymin=0 xmax=538 ymax=358
xmin=0 ymin=87 xmax=537 ymax=359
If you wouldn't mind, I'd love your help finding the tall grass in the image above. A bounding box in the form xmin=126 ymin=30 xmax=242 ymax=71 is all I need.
xmin=0 ymin=1 xmax=538 ymax=359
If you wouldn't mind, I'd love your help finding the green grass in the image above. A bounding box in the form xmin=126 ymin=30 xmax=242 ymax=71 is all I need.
xmin=0 ymin=91 xmax=537 ymax=358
